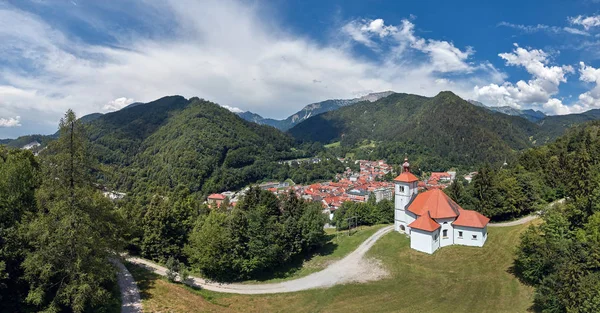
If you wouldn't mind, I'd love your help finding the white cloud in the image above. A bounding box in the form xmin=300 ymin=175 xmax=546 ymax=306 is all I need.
xmin=563 ymin=27 xmax=590 ymax=36
xmin=103 ymin=97 xmax=134 ymax=112
xmin=0 ymin=1 xmax=503 ymax=136
xmin=569 ymin=15 xmax=600 ymax=30
xmin=578 ymin=62 xmax=600 ymax=109
xmin=344 ymin=18 xmax=475 ymax=73
xmin=0 ymin=116 xmax=21 ymax=127
xmin=474 ymin=44 xmax=574 ymax=114
xmin=498 ymin=21 xmax=590 ymax=36
xmin=221 ymin=105 xmax=244 ymax=113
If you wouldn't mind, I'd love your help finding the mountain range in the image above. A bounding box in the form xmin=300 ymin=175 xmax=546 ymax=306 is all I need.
xmin=467 ymin=100 xmax=546 ymax=122
xmin=237 ymin=91 xmax=395 ymax=130
xmin=4 ymin=90 xmax=600 ymax=175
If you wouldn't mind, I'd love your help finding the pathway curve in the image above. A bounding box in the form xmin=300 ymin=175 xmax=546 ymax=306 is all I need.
xmin=488 ymin=198 xmax=565 ymax=227
xmin=126 ymin=225 xmax=393 ymax=295
xmin=111 ymin=258 xmax=143 ymax=313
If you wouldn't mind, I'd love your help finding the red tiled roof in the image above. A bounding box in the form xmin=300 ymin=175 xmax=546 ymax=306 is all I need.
xmin=407 ymin=189 xmax=460 ymax=219
xmin=208 ymin=193 xmax=226 ymax=200
xmin=408 ymin=212 xmax=440 ymax=232
xmin=453 ymin=209 xmax=490 ymax=228
xmin=430 ymin=172 xmax=451 ymax=180
xmin=394 ymin=171 xmax=419 ymax=183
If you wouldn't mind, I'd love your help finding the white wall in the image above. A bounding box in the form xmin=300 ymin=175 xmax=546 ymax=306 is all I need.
xmin=453 ymin=225 xmax=487 ymax=247
xmin=436 ymin=218 xmax=455 ymax=247
xmin=410 ymin=228 xmax=440 ymax=254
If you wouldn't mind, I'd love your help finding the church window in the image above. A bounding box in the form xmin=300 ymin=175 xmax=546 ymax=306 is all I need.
xmin=472 ymin=234 xmax=478 ymax=240
xmin=434 ymin=234 xmax=438 ymax=241
xmin=443 ymin=222 xmax=448 ymax=224
xmin=442 ymin=229 xmax=448 ymax=238
xmin=399 ymin=186 xmax=405 ymax=193
xmin=458 ymin=231 xmax=463 ymax=238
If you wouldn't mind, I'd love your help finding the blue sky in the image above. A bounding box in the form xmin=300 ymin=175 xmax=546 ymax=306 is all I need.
xmin=1 ymin=0 xmax=600 ymax=138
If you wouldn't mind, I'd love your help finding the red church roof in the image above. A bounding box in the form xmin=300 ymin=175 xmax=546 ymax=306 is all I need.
xmin=407 ymin=189 xmax=460 ymax=219
xmin=453 ymin=209 xmax=490 ymax=228
xmin=408 ymin=212 xmax=440 ymax=232
xmin=208 ymin=193 xmax=226 ymax=200
xmin=394 ymin=171 xmax=419 ymax=183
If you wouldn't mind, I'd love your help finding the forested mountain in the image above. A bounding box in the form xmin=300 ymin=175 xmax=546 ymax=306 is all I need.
xmin=289 ymin=91 xmax=538 ymax=168
xmin=288 ymin=91 xmax=600 ymax=169
xmin=536 ymin=109 xmax=600 ymax=143
xmin=238 ymin=91 xmax=394 ymax=130
xmin=84 ymin=96 xmax=300 ymax=195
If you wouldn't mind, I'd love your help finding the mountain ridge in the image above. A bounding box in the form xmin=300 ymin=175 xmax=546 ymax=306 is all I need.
xmin=237 ymin=91 xmax=395 ymax=130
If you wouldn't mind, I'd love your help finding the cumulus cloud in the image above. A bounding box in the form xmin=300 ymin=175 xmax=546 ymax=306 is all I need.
xmin=0 ymin=116 xmax=21 ymax=128
xmin=0 ymin=1 xmax=505 ymax=136
xmin=344 ymin=18 xmax=475 ymax=73
xmin=578 ymin=62 xmax=600 ymax=109
xmin=103 ymin=97 xmax=134 ymax=112
xmin=474 ymin=44 xmax=574 ymax=114
xmin=569 ymin=15 xmax=600 ymax=30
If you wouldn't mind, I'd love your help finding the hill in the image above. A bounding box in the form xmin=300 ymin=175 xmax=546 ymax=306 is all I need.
xmin=289 ymin=91 xmax=539 ymax=168
xmin=126 ymin=223 xmax=535 ymax=312
xmin=238 ymin=91 xmax=394 ymax=131
xmin=84 ymin=96 xmax=298 ymax=195
xmin=536 ymin=109 xmax=600 ymax=143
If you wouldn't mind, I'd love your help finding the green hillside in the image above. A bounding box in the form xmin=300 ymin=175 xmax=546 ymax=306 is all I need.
xmin=84 ymin=96 xmax=298 ymax=195
xmin=289 ymin=91 xmax=539 ymax=168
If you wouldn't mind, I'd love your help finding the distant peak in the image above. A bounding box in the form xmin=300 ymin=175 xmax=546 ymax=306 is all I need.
xmin=435 ymin=90 xmax=459 ymax=98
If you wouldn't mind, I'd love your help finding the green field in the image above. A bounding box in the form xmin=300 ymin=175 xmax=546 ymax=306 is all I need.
xmin=127 ymin=223 xmax=535 ymax=313
xmin=324 ymin=141 xmax=341 ymax=148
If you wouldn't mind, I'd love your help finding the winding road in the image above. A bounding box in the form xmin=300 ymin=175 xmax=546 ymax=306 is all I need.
xmin=127 ymin=225 xmax=393 ymax=295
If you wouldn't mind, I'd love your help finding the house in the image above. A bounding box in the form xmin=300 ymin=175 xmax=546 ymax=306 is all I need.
xmin=394 ymin=158 xmax=490 ymax=254
xmin=207 ymin=193 xmax=226 ymax=207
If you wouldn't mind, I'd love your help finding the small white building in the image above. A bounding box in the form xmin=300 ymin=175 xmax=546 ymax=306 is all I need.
xmin=394 ymin=158 xmax=490 ymax=254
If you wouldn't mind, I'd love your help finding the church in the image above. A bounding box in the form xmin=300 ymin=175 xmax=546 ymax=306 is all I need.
xmin=394 ymin=158 xmax=490 ymax=254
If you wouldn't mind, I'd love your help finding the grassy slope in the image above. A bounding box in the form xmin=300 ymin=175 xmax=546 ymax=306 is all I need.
xmin=243 ymin=225 xmax=386 ymax=284
xmin=127 ymin=223 xmax=534 ymax=313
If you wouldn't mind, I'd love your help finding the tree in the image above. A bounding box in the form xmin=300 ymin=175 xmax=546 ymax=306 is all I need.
xmin=0 ymin=148 xmax=40 ymax=311
xmin=23 ymin=110 xmax=121 ymax=313
xmin=445 ymin=177 xmax=465 ymax=204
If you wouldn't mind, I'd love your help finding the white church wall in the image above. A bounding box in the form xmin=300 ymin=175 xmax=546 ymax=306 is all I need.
xmin=453 ymin=225 xmax=487 ymax=247
xmin=410 ymin=228 xmax=439 ymax=254
xmin=436 ymin=218 xmax=455 ymax=247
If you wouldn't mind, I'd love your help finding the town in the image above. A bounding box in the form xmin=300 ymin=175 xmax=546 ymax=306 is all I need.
xmin=207 ymin=159 xmax=476 ymax=221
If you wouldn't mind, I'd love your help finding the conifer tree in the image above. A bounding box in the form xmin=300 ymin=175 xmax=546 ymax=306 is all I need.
xmin=23 ymin=110 xmax=121 ymax=313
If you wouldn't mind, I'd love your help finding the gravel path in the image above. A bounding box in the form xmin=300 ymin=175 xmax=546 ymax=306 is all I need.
xmin=488 ymin=214 xmax=539 ymax=227
xmin=127 ymin=225 xmax=393 ymax=295
xmin=112 ymin=258 xmax=143 ymax=313
xmin=488 ymin=199 xmax=565 ymax=227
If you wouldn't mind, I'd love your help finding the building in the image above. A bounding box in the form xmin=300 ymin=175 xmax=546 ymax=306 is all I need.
xmin=394 ymin=158 xmax=490 ymax=254
xmin=207 ymin=193 xmax=226 ymax=207
xmin=373 ymin=187 xmax=393 ymax=202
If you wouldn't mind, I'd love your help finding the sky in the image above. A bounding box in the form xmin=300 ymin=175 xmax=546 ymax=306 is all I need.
xmin=2 ymin=0 xmax=600 ymax=138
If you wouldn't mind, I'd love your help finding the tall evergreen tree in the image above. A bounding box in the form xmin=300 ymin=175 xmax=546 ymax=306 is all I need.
xmin=23 ymin=110 xmax=121 ymax=313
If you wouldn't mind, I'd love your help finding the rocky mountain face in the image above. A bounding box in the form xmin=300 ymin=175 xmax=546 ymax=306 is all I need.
xmin=238 ymin=91 xmax=395 ymax=130
xmin=467 ymin=99 xmax=546 ymax=122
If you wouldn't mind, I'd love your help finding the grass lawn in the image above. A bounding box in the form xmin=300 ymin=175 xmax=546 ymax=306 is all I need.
xmin=127 ymin=223 xmax=535 ymax=313
xmin=324 ymin=141 xmax=341 ymax=148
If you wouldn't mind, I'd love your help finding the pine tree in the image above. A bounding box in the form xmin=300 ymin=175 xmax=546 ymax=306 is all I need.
xmin=23 ymin=110 xmax=121 ymax=313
